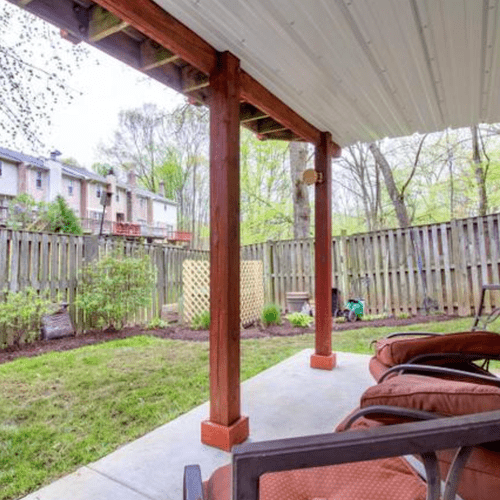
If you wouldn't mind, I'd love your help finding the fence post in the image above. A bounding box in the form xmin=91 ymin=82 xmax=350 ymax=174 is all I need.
xmin=263 ymin=240 xmax=273 ymax=304
xmin=451 ymin=220 xmax=468 ymax=317
xmin=339 ymin=230 xmax=348 ymax=300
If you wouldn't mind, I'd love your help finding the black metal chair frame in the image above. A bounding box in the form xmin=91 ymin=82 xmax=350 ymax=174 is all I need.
xmin=184 ymin=409 xmax=500 ymax=500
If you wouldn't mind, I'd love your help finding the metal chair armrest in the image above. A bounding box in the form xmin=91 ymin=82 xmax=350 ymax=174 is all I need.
xmin=183 ymin=464 xmax=205 ymax=500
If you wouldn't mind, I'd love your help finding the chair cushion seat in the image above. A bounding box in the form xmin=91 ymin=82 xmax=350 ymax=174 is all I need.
xmin=374 ymin=331 xmax=500 ymax=367
xmin=204 ymin=458 xmax=426 ymax=500
xmin=361 ymin=374 xmax=500 ymax=417
xmin=203 ymin=419 xmax=426 ymax=500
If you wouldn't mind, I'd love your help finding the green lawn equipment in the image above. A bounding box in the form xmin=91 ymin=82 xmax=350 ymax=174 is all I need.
xmin=332 ymin=288 xmax=365 ymax=322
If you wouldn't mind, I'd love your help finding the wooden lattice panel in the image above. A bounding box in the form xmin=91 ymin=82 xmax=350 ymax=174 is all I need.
xmin=240 ymin=261 xmax=264 ymax=326
xmin=182 ymin=260 xmax=210 ymax=325
xmin=182 ymin=260 xmax=264 ymax=327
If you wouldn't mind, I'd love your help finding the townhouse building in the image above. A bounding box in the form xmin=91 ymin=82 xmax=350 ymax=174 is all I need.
xmin=0 ymin=147 xmax=185 ymax=241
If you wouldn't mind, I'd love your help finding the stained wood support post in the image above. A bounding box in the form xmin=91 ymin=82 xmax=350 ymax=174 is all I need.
xmin=201 ymin=51 xmax=249 ymax=451
xmin=311 ymin=132 xmax=336 ymax=370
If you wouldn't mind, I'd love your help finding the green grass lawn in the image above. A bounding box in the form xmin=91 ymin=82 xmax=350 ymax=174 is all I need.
xmin=0 ymin=317 xmax=484 ymax=499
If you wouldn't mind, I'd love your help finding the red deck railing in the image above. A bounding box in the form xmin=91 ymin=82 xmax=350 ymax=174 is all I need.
xmin=113 ymin=222 xmax=141 ymax=236
xmin=81 ymin=218 xmax=191 ymax=242
xmin=168 ymin=231 xmax=192 ymax=242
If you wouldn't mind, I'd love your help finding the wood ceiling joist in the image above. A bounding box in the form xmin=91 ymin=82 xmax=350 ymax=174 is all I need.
xmin=239 ymin=71 xmax=321 ymax=145
xmin=239 ymin=103 xmax=268 ymax=123
xmin=88 ymin=5 xmax=128 ymax=42
xmin=93 ymin=0 xmax=217 ymax=75
xmin=259 ymin=130 xmax=302 ymax=142
xmin=181 ymin=66 xmax=210 ymax=94
xmin=140 ymin=39 xmax=179 ymax=71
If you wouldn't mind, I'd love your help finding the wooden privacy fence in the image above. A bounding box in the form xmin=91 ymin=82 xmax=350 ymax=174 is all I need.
xmin=0 ymin=229 xmax=208 ymax=331
xmin=3 ymin=211 xmax=500 ymax=337
xmin=243 ymin=213 xmax=500 ymax=317
xmin=182 ymin=260 xmax=264 ymax=326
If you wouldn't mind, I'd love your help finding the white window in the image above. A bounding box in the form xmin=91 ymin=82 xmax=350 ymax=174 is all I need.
xmin=96 ymin=185 xmax=101 ymax=198
xmin=0 ymin=161 xmax=2 ymax=176
xmin=68 ymin=179 xmax=73 ymax=196
xmin=164 ymin=203 xmax=167 ymax=211
xmin=115 ymin=191 xmax=120 ymax=202
xmin=140 ymin=197 xmax=145 ymax=208
xmin=36 ymin=171 xmax=42 ymax=189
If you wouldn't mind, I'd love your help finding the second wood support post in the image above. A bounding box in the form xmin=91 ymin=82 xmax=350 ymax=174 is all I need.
xmin=311 ymin=132 xmax=336 ymax=370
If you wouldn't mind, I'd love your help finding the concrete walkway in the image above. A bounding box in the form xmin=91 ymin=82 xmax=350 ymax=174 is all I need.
xmin=22 ymin=350 xmax=373 ymax=500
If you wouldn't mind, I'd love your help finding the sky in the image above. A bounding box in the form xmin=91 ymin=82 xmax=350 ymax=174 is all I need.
xmin=47 ymin=50 xmax=184 ymax=168
xmin=1 ymin=1 xmax=185 ymax=169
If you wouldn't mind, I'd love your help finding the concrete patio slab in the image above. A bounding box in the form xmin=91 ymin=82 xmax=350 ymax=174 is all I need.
xmin=21 ymin=349 xmax=372 ymax=500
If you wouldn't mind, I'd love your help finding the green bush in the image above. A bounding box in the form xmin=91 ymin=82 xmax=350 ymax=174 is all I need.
xmin=43 ymin=195 xmax=83 ymax=235
xmin=0 ymin=288 xmax=51 ymax=346
xmin=191 ymin=310 xmax=210 ymax=330
xmin=286 ymin=312 xmax=313 ymax=328
xmin=261 ymin=303 xmax=282 ymax=327
xmin=76 ymin=251 xmax=155 ymax=331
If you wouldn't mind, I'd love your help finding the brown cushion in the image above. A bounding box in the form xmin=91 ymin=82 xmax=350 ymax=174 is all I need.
xmin=369 ymin=356 xmax=391 ymax=382
xmin=374 ymin=331 xmax=500 ymax=367
xmin=361 ymin=374 xmax=500 ymax=417
xmin=204 ymin=458 xmax=426 ymax=500
xmin=437 ymin=447 xmax=500 ymax=500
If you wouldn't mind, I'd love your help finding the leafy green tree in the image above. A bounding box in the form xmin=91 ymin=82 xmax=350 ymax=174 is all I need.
xmin=240 ymin=130 xmax=293 ymax=244
xmin=43 ymin=195 xmax=82 ymax=235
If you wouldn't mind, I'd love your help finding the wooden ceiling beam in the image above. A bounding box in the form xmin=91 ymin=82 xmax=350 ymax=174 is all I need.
xmin=240 ymin=71 xmax=321 ymax=145
xmin=140 ymin=39 xmax=179 ymax=71
xmin=93 ymin=0 xmax=217 ymax=75
xmin=88 ymin=5 xmax=128 ymax=42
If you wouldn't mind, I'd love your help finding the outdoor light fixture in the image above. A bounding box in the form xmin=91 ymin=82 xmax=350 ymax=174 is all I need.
xmin=302 ymin=168 xmax=323 ymax=185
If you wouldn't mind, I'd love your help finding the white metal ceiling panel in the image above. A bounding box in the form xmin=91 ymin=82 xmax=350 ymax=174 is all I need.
xmin=153 ymin=0 xmax=500 ymax=145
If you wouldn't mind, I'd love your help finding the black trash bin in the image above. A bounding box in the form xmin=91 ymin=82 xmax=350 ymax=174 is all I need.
xmin=332 ymin=288 xmax=341 ymax=316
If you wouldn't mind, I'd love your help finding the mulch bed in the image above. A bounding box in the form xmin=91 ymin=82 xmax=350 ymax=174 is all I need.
xmin=0 ymin=314 xmax=458 ymax=365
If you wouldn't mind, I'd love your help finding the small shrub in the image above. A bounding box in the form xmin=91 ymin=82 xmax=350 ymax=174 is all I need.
xmin=261 ymin=303 xmax=282 ymax=327
xmin=147 ymin=317 xmax=168 ymax=330
xmin=0 ymin=288 xmax=51 ymax=346
xmin=286 ymin=312 xmax=313 ymax=328
xmin=76 ymin=250 xmax=155 ymax=331
xmin=192 ymin=310 xmax=210 ymax=330
xmin=395 ymin=312 xmax=411 ymax=319
xmin=333 ymin=316 xmax=346 ymax=324
xmin=362 ymin=313 xmax=389 ymax=322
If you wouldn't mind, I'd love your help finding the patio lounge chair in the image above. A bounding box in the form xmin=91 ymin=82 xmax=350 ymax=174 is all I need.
xmin=369 ymin=330 xmax=500 ymax=382
xmin=184 ymin=372 xmax=500 ymax=500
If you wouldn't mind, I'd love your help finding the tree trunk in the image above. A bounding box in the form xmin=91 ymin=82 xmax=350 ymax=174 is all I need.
xmin=471 ymin=126 xmax=487 ymax=216
xmin=289 ymin=142 xmax=311 ymax=238
xmin=369 ymin=142 xmax=411 ymax=228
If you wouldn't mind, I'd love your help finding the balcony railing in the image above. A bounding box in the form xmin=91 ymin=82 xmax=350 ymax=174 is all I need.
xmin=81 ymin=218 xmax=191 ymax=242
